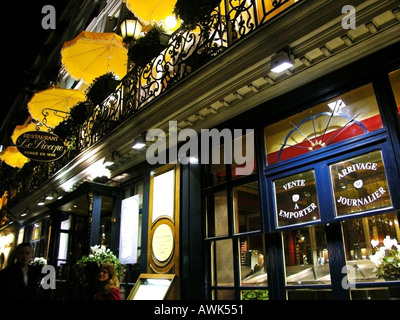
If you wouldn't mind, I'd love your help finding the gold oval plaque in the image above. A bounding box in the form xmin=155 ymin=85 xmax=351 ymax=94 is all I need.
xmin=151 ymin=224 xmax=174 ymax=263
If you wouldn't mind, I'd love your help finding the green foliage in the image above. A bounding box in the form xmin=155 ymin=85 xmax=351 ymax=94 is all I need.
xmin=85 ymin=72 xmax=119 ymax=105
xmin=370 ymin=236 xmax=400 ymax=279
xmin=242 ymin=289 xmax=269 ymax=300
xmin=127 ymin=23 xmax=169 ymax=68
xmin=73 ymin=245 xmax=125 ymax=289
xmin=173 ymin=0 xmax=221 ymax=30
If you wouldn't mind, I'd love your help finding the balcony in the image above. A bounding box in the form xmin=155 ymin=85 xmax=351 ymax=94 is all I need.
xmin=1 ymin=0 xmax=399 ymax=225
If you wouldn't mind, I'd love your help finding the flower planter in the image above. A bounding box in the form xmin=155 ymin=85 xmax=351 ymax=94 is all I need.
xmin=86 ymin=75 xmax=120 ymax=105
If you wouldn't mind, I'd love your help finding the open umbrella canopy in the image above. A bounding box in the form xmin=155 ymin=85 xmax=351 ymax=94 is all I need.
xmin=61 ymin=31 xmax=128 ymax=84
xmin=27 ymin=87 xmax=86 ymax=128
xmin=123 ymin=0 xmax=178 ymax=27
xmin=11 ymin=122 xmax=38 ymax=144
xmin=0 ymin=146 xmax=30 ymax=169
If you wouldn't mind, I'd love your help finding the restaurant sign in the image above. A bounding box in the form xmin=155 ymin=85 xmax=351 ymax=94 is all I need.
xmin=16 ymin=131 xmax=65 ymax=162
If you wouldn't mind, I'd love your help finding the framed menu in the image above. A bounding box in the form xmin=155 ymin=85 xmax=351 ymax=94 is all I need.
xmin=127 ymin=273 xmax=177 ymax=300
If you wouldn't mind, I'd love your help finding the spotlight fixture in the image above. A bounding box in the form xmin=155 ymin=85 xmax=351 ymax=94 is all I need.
xmin=103 ymin=151 xmax=120 ymax=167
xmin=132 ymin=133 xmax=147 ymax=150
xmin=270 ymin=48 xmax=294 ymax=73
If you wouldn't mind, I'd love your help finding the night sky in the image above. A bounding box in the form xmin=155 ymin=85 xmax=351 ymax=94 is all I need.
xmin=2 ymin=1 xmax=67 ymax=129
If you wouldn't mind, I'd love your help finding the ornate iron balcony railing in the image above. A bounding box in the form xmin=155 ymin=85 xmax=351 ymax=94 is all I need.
xmin=2 ymin=0 xmax=298 ymax=207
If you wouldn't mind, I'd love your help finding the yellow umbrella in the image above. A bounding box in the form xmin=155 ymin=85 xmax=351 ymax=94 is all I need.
xmin=61 ymin=31 xmax=128 ymax=84
xmin=123 ymin=0 xmax=179 ymax=28
xmin=11 ymin=122 xmax=38 ymax=144
xmin=27 ymin=87 xmax=86 ymax=128
xmin=0 ymin=146 xmax=30 ymax=169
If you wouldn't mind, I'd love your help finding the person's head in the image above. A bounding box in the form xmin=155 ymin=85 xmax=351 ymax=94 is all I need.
xmin=98 ymin=262 xmax=119 ymax=287
xmin=15 ymin=242 xmax=32 ymax=268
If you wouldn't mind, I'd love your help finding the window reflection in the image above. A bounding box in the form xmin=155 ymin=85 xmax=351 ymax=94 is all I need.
xmin=239 ymin=235 xmax=267 ymax=287
xmin=206 ymin=191 xmax=228 ymax=237
xmin=389 ymin=69 xmax=400 ymax=117
xmin=283 ymin=225 xmax=330 ymax=285
xmin=265 ymin=83 xmax=381 ymax=165
xmin=330 ymin=150 xmax=392 ymax=216
xmin=211 ymin=239 xmax=234 ymax=287
xmin=342 ymin=212 xmax=400 ymax=283
xmin=233 ymin=181 xmax=261 ymax=233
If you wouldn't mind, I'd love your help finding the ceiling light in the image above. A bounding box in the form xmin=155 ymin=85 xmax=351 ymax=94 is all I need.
xmin=103 ymin=151 xmax=120 ymax=167
xmin=45 ymin=194 xmax=54 ymax=201
xmin=132 ymin=133 xmax=146 ymax=150
xmin=270 ymin=48 xmax=294 ymax=73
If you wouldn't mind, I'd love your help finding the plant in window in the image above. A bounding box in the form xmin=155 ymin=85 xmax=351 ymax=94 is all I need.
xmin=370 ymin=236 xmax=400 ymax=279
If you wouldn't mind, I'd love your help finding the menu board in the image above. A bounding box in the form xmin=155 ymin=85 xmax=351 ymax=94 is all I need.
xmin=127 ymin=274 xmax=176 ymax=300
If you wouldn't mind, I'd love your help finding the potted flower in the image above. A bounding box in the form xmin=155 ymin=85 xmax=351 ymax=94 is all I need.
xmin=73 ymin=245 xmax=125 ymax=299
xmin=53 ymin=118 xmax=75 ymax=140
xmin=69 ymin=101 xmax=94 ymax=126
xmin=173 ymin=0 xmax=221 ymax=30
xmin=85 ymin=72 xmax=120 ymax=105
xmin=370 ymin=236 xmax=400 ymax=279
xmin=127 ymin=23 xmax=170 ymax=68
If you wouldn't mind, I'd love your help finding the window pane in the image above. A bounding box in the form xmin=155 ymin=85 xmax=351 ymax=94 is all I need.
xmin=205 ymin=143 xmax=227 ymax=187
xmin=342 ymin=212 xmax=400 ymax=283
xmin=330 ymin=150 xmax=392 ymax=217
xmin=283 ymin=225 xmax=331 ymax=285
xmin=211 ymin=239 xmax=234 ymax=287
xmin=265 ymin=83 xmax=381 ymax=165
xmin=239 ymin=235 xmax=267 ymax=286
xmin=212 ymin=289 xmax=235 ymax=300
xmin=233 ymin=181 xmax=261 ymax=233
xmin=206 ymin=191 xmax=228 ymax=237
xmin=274 ymin=170 xmax=320 ymax=228
xmin=389 ymin=69 xmax=400 ymax=118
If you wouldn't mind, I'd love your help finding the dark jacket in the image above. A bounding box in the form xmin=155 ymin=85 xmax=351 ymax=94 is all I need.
xmin=0 ymin=263 xmax=42 ymax=300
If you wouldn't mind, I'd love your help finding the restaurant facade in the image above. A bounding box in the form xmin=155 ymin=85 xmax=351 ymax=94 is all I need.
xmin=0 ymin=0 xmax=399 ymax=300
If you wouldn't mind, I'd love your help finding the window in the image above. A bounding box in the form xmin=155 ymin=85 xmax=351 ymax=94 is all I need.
xmin=389 ymin=69 xmax=400 ymax=117
xmin=330 ymin=150 xmax=392 ymax=217
xmin=233 ymin=181 xmax=261 ymax=233
xmin=274 ymin=170 xmax=320 ymax=228
xmin=204 ymin=135 xmax=264 ymax=299
xmin=265 ymin=83 xmax=382 ymax=165
xmin=342 ymin=211 xmax=400 ymax=299
xmin=283 ymin=225 xmax=330 ymax=286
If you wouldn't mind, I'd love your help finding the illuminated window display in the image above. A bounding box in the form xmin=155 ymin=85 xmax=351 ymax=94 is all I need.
xmin=274 ymin=170 xmax=320 ymax=228
xmin=283 ymin=225 xmax=330 ymax=286
xmin=389 ymin=69 xmax=400 ymax=117
xmin=265 ymin=83 xmax=382 ymax=165
xmin=203 ymin=70 xmax=399 ymax=300
xmin=330 ymin=150 xmax=392 ymax=216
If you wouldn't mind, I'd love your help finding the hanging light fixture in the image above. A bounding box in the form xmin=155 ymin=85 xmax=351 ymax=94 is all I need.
xmin=270 ymin=48 xmax=294 ymax=73
xmin=120 ymin=16 xmax=143 ymax=41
